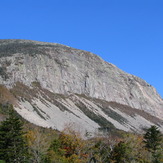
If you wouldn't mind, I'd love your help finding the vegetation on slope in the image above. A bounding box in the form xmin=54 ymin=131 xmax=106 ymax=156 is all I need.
xmin=0 ymin=104 xmax=162 ymax=163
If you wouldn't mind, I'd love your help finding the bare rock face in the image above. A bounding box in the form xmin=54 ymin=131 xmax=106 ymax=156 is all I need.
xmin=0 ymin=39 xmax=162 ymax=134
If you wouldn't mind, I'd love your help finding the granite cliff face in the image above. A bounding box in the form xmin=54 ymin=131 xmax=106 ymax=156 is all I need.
xmin=0 ymin=39 xmax=162 ymax=135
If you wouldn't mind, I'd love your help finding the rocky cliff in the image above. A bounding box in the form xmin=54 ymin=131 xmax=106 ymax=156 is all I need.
xmin=0 ymin=39 xmax=162 ymax=135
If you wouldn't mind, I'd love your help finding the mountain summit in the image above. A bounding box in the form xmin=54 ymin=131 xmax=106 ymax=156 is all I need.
xmin=0 ymin=39 xmax=162 ymax=134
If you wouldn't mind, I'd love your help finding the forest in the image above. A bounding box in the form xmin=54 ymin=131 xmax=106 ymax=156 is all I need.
xmin=0 ymin=104 xmax=162 ymax=163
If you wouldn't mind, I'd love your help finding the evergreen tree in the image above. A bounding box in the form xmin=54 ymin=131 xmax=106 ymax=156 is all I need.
xmin=143 ymin=125 xmax=162 ymax=163
xmin=110 ymin=141 xmax=131 ymax=163
xmin=0 ymin=106 xmax=28 ymax=163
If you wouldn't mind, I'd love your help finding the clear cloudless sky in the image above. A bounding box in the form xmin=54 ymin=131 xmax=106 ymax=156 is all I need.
xmin=0 ymin=0 xmax=163 ymax=98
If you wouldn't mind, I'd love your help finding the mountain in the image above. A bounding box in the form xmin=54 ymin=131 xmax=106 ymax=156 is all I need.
xmin=0 ymin=39 xmax=162 ymax=135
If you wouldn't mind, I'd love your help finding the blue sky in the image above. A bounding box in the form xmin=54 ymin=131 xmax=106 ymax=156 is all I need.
xmin=0 ymin=0 xmax=163 ymax=98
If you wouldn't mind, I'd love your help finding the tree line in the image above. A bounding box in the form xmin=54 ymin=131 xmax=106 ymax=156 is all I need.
xmin=0 ymin=105 xmax=162 ymax=163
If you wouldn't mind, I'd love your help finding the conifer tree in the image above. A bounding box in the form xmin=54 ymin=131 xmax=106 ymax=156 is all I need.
xmin=143 ymin=125 xmax=162 ymax=163
xmin=0 ymin=106 xmax=28 ymax=163
xmin=110 ymin=141 xmax=131 ymax=163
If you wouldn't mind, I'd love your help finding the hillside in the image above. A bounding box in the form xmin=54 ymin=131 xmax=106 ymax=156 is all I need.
xmin=0 ymin=39 xmax=162 ymax=135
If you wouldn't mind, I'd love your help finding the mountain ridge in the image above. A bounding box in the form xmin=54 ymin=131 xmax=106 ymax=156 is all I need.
xmin=0 ymin=39 xmax=162 ymax=135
